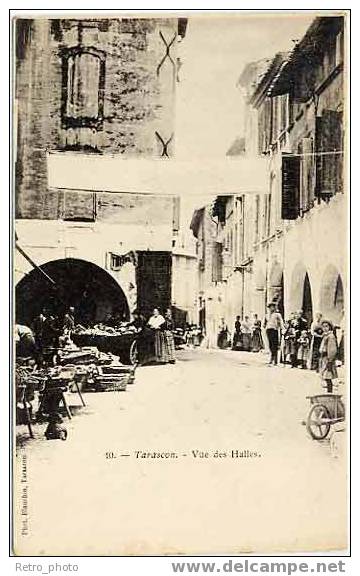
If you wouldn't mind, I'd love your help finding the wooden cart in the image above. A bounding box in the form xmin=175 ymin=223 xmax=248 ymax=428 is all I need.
xmin=306 ymin=393 xmax=345 ymax=440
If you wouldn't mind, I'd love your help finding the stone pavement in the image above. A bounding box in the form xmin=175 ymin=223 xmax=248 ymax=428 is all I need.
xmin=14 ymin=348 xmax=347 ymax=556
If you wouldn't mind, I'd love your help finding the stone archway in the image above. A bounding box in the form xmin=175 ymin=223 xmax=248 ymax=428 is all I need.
xmin=16 ymin=257 xmax=130 ymax=327
xmin=289 ymin=262 xmax=313 ymax=323
xmin=319 ymin=265 xmax=344 ymax=324
xmin=289 ymin=262 xmax=307 ymax=313
xmin=302 ymin=272 xmax=313 ymax=325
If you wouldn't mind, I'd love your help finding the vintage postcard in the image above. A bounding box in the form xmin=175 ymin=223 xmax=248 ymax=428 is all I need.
xmin=12 ymin=11 xmax=348 ymax=556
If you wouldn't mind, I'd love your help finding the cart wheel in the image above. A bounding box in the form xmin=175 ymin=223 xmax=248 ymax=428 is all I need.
xmin=129 ymin=341 xmax=138 ymax=366
xmin=337 ymin=399 xmax=346 ymax=421
xmin=306 ymin=404 xmax=331 ymax=440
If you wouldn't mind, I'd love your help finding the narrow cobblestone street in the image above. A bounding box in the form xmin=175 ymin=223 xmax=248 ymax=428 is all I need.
xmin=15 ymin=349 xmax=347 ymax=556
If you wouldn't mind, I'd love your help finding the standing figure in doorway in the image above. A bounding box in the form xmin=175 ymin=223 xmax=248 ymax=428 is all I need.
xmin=251 ymin=314 xmax=263 ymax=352
xmin=217 ymin=318 xmax=229 ymax=349
xmin=297 ymin=329 xmax=310 ymax=369
xmin=319 ymin=320 xmax=338 ymax=393
xmin=163 ymin=309 xmax=176 ymax=364
xmin=232 ymin=316 xmax=242 ymax=350
xmin=309 ymin=312 xmax=323 ymax=370
xmin=292 ymin=310 xmax=308 ymax=368
xmin=241 ymin=316 xmax=252 ymax=352
xmin=264 ymin=302 xmax=284 ymax=366
xmin=32 ymin=308 xmax=47 ymax=362
xmin=147 ymin=308 xmax=166 ymax=363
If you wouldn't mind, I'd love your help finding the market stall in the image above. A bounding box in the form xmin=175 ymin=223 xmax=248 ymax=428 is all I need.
xmin=71 ymin=327 xmax=138 ymax=365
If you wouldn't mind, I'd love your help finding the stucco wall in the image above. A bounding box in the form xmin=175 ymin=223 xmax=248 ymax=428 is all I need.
xmin=15 ymin=17 xmax=179 ymax=219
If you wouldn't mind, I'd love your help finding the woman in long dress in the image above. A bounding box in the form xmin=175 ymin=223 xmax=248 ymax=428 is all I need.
xmin=147 ymin=308 xmax=167 ymax=363
xmin=251 ymin=314 xmax=263 ymax=352
xmin=232 ymin=316 xmax=242 ymax=350
xmin=163 ymin=309 xmax=176 ymax=364
xmin=217 ymin=318 xmax=229 ymax=349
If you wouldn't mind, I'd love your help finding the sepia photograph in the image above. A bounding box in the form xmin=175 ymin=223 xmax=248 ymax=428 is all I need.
xmin=11 ymin=10 xmax=348 ymax=556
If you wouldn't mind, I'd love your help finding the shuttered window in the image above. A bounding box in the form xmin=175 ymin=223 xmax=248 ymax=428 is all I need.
xmin=272 ymin=97 xmax=278 ymax=142
xmin=315 ymin=110 xmax=343 ymax=199
xmin=258 ymin=100 xmax=272 ymax=154
xmin=281 ymin=155 xmax=300 ymax=220
xmin=299 ymin=137 xmax=315 ymax=213
xmin=62 ymin=47 xmax=106 ymax=128
xmin=212 ymin=242 xmax=223 ymax=282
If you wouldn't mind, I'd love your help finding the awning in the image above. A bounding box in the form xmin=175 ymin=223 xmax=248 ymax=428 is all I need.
xmin=47 ymin=152 xmax=269 ymax=197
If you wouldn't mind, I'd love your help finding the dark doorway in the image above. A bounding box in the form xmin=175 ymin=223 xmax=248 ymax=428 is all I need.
xmin=16 ymin=258 xmax=130 ymax=327
xmin=302 ymin=273 xmax=313 ymax=325
xmin=334 ymin=274 xmax=344 ymax=315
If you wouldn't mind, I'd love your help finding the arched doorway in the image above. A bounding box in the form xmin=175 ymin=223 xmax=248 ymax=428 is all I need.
xmin=302 ymin=272 xmax=313 ymax=325
xmin=319 ymin=265 xmax=344 ymax=324
xmin=290 ymin=263 xmax=313 ymax=323
xmin=16 ymin=258 xmax=130 ymax=327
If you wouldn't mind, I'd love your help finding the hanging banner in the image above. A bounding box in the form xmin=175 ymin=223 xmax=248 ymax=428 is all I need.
xmin=47 ymin=152 xmax=269 ymax=197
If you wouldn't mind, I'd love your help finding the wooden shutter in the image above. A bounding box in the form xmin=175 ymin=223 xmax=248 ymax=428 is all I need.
xmin=300 ymin=137 xmax=314 ymax=212
xmin=315 ymin=110 xmax=343 ymax=198
xmin=212 ymin=242 xmax=223 ymax=282
xmin=281 ymin=155 xmax=300 ymax=220
xmin=136 ymin=251 xmax=172 ymax=318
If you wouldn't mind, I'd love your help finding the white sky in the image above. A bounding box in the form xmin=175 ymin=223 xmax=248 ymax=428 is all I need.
xmin=176 ymin=13 xmax=315 ymax=232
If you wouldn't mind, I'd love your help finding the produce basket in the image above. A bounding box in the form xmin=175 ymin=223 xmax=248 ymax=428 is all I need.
xmin=93 ymin=365 xmax=136 ymax=392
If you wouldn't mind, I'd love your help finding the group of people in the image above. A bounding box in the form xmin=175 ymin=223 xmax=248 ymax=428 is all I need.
xmin=129 ymin=308 xmax=176 ymax=365
xmin=140 ymin=308 xmax=176 ymax=365
xmin=217 ymin=315 xmax=263 ymax=352
xmin=16 ymin=306 xmax=76 ymax=364
xmin=16 ymin=305 xmax=178 ymax=367
xmin=265 ymin=303 xmax=344 ymax=393
xmin=184 ymin=324 xmax=203 ymax=348
xmin=216 ymin=303 xmax=344 ymax=394
xmin=232 ymin=315 xmax=263 ymax=352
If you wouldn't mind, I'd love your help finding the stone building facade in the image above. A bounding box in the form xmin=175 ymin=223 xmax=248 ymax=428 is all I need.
xmin=14 ymin=17 xmax=187 ymax=324
xmin=246 ymin=15 xmax=346 ymax=327
xmin=191 ymin=16 xmax=346 ymax=346
xmin=171 ymin=236 xmax=197 ymax=326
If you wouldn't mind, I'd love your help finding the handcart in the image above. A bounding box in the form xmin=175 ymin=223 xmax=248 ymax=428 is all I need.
xmin=306 ymin=393 xmax=345 ymax=440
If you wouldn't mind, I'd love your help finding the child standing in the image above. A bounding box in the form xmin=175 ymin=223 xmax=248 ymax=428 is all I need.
xmin=319 ymin=320 xmax=338 ymax=393
xmin=297 ymin=329 xmax=310 ymax=369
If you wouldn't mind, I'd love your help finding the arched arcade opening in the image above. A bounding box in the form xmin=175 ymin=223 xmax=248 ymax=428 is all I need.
xmin=16 ymin=258 xmax=130 ymax=327
xmin=319 ymin=265 xmax=344 ymax=324
xmin=289 ymin=263 xmax=313 ymax=324
xmin=268 ymin=262 xmax=284 ymax=318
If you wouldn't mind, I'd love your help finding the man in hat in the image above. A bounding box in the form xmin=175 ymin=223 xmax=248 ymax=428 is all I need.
xmin=264 ymin=302 xmax=285 ymax=366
